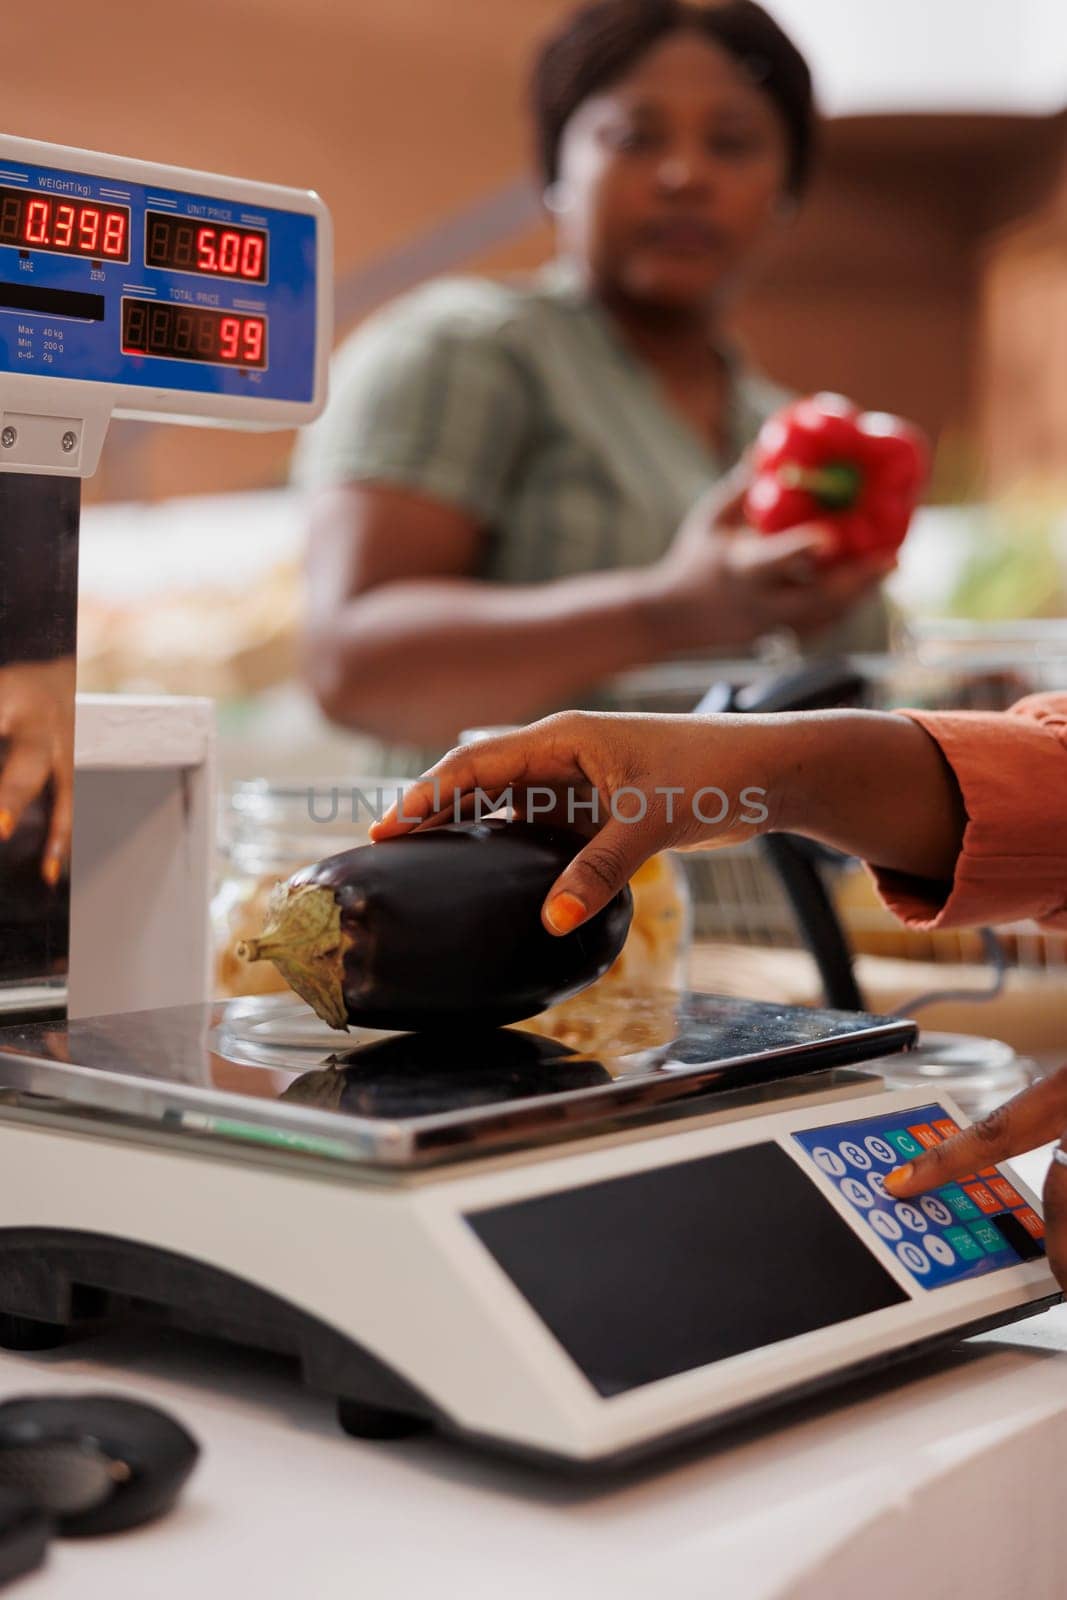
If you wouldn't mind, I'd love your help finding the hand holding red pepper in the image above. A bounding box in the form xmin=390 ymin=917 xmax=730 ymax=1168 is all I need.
xmin=745 ymin=392 xmax=929 ymax=561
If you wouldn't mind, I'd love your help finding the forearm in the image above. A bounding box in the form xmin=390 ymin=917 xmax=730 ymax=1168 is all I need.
xmin=763 ymin=710 xmax=967 ymax=882
xmin=304 ymin=569 xmax=667 ymax=745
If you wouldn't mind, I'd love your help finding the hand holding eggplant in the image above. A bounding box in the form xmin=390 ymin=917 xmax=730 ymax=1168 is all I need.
xmin=370 ymin=707 xmax=966 ymax=939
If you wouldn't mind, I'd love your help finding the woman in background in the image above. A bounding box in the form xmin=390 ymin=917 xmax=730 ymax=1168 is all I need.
xmin=298 ymin=0 xmax=894 ymax=774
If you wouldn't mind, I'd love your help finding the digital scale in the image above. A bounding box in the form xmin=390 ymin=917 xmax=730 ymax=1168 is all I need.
xmin=0 ymin=136 xmax=1059 ymax=1472
xmin=0 ymin=995 xmax=1056 ymax=1469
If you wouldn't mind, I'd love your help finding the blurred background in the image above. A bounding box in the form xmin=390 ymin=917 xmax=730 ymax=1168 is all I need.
xmin=6 ymin=0 xmax=1067 ymax=1050
xmin=3 ymin=0 xmax=1065 ymax=760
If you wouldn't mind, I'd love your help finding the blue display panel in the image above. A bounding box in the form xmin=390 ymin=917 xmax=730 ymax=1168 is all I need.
xmin=0 ymin=156 xmax=317 ymax=403
xmin=793 ymin=1103 xmax=1046 ymax=1290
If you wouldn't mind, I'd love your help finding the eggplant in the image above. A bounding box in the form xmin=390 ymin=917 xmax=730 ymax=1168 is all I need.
xmin=239 ymin=819 xmax=633 ymax=1032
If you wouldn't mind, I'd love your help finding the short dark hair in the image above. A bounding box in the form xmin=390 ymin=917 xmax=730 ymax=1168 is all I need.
xmin=531 ymin=0 xmax=816 ymax=196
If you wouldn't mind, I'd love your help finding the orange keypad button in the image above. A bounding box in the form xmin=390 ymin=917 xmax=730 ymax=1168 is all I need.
xmin=1016 ymin=1208 xmax=1045 ymax=1240
xmin=933 ymin=1119 xmax=960 ymax=1140
xmin=963 ymin=1183 xmax=1001 ymax=1216
xmin=979 ymin=1168 xmax=998 ymax=1178
xmin=908 ymin=1124 xmax=941 ymax=1151
xmin=990 ymin=1176 xmax=1024 ymax=1208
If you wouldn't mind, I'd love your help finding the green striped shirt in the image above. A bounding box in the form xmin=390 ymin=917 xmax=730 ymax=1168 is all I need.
xmin=294 ymin=259 xmax=888 ymax=775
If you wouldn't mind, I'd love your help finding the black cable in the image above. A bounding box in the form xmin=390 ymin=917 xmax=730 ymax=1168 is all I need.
xmin=889 ymin=927 xmax=1008 ymax=1018
xmin=695 ymin=662 xmax=868 ymax=1012
xmin=760 ymin=833 xmax=865 ymax=1012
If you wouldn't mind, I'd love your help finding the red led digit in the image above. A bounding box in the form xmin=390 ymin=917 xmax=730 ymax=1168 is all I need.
xmin=79 ymin=208 xmax=101 ymax=254
xmin=123 ymin=302 xmax=148 ymax=351
xmin=173 ymin=311 xmax=194 ymax=354
xmin=197 ymin=228 xmax=218 ymax=272
xmin=241 ymin=317 xmax=264 ymax=364
xmin=173 ymin=223 xmax=195 ymax=268
xmin=54 ymin=204 xmax=75 ymax=249
xmin=0 ymin=196 xmax=20 ymax=241
xmin=24 ymin=199 xmax=50 ymax=245
xmin=147 ymin=217 xmax=170 ymax=265
xmin=219 ymin=316 xmax=240 ymax=361
xmin=149 ymin=305 xmax=171 ymax=352
xmin=218 ymin=231 xmax=240 ymax=274
xmin=102 ymin=210 xmax=126 ymax=258
xmin=239 ymin=235 xmax=264 ymax=279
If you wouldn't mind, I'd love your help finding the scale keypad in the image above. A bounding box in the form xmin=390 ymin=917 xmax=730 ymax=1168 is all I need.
xmin=793 ymin=1104 xmax=1046 ymax=1289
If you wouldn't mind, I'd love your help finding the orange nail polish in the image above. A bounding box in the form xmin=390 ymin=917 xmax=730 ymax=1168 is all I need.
xmin=42 ymin=855 xmax=61 ymax=887
xmin=885 ymin=1164 xmax=913 ymax=1195
xmin=0 ymin=810 xmax=13 ymax=842
xmin=545 ymin=892 xmax=587 ymax=934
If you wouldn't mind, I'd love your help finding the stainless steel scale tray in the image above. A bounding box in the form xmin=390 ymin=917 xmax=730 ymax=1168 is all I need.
xmin=0 ymin=992 xmax=916 ymax=1170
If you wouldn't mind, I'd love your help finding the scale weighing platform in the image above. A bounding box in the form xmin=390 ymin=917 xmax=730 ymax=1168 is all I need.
xmin=0 ymin=994 xmax=1056 ymax=1470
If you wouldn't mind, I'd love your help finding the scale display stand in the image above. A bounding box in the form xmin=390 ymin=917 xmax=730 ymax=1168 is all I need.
xmin=0 ymin=131 xmax=330 ymax=1013
xmin=0 ymin=134 xmax=1058 ymax=1473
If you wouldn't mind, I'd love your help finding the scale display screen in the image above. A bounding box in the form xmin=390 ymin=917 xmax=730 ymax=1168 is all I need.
xmin=144 ymin=212 xmax=267 ymax=282
xmin=122 ymin=298 xmax=267 ymax=369
xmin=0 ymin=185 xmax=130 ymax=263
xmin=469 ymin=1144 xmax=908 ymax=1397
xmin=0 ymin=142 xmax=322 ymax=407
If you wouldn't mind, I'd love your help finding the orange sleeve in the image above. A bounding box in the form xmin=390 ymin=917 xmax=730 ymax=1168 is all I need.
xmin=869 ymin=693 xmax=1067 ymax=930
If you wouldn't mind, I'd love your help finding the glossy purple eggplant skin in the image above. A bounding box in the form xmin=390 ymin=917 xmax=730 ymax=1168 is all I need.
xmin=296 ymin=819 xmax=633 ymax=1031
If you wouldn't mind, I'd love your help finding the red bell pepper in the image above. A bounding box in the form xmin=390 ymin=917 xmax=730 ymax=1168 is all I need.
xmin=744 ymin=392 xmax=929 ymax=560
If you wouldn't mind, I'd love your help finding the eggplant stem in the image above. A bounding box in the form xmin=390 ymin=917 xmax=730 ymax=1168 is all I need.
xmin=239 ymin=881 xmax=351 ymax=1031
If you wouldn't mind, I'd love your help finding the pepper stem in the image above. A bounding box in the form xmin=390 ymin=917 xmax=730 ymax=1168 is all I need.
xmin=238 ymin=881 xmax=351 ymax=1031
xmin=778 ymin=460 xmax=862 ymax=509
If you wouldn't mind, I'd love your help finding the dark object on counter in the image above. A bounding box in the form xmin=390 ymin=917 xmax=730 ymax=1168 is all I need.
xmin=282 ymin=1026 xmax=610 ymax=1116
xmin=240 ymin=819 xmax=634 ymax=1032
xmin=0 ymin=471 xmax=79 ymax=989
xmin=0 ymin=740 xmax=68 ymax=986
xmin=0 ymin=475 xmax=80 ymax=668
xmin=0 ymin=1394 xmax=198 ymax=1537
xmin=0 ymin=1488 xmax=50 ymax=1588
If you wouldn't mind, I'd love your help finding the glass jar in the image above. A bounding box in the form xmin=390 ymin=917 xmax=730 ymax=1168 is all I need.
xmin=458 ymin=727 xmax=694 ymax=994
xmin=212 ymin=777 xmax=412 ymax=999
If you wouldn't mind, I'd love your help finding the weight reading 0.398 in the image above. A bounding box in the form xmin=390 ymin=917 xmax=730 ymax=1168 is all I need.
xmin=0 ymin=185 xmax=130 ymax=262
xmin=121 ymin=299 xmax=267 ymax=369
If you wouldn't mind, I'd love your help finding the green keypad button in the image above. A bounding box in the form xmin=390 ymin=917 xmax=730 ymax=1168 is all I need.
xmin=969 ymin=1220 xmax=1009 ymax=1255
xmin=941 ymin=1185 xmax=981 ymax=1222
xmin=886 ymin=1129 xmax=923 ymax=1160
xmin=946 ymin=1225 xmax=984 ymax=1262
